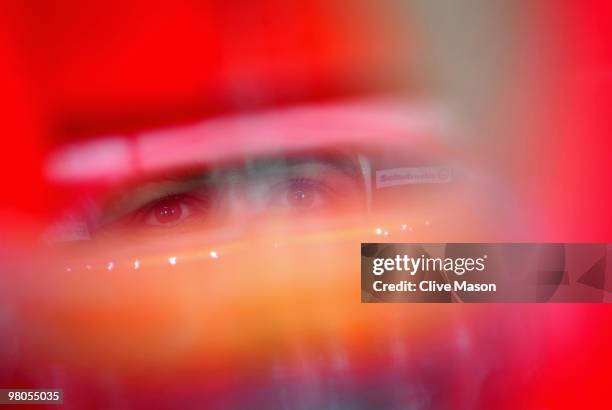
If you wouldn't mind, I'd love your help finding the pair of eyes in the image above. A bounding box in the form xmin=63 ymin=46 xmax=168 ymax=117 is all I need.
xmin=132 ymin=178 xmax=332 ymax=228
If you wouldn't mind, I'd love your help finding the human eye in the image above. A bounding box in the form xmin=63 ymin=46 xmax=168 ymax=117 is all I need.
xmin=93 ymin=185 xmax=218 ymax=236
xmin=269 ymin=177 xmax=335 ymax=212
xmin=251 ymin=152 xmax=366 ymax=216
xmin=130 ymin=193 xmax=211 ymax=228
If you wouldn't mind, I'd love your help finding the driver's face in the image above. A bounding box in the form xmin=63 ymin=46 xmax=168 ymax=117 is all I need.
xmin=57 ymin=150 xmax=367 ymax=241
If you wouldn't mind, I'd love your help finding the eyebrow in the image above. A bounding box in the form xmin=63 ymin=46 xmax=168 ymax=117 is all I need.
xmin=114 ymin=148 xmax=360 ymax=188
xmin=245 ymin=150 xmax=362 ymax=179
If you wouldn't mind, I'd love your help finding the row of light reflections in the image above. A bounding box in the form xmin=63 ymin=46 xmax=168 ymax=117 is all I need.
xmin=64 ymin=250 xmax=219 ymax=273
xmin=375 ymin=220 xmax=430 ymax=237
xmin=63 ymin=221 xmax=430 ymax=272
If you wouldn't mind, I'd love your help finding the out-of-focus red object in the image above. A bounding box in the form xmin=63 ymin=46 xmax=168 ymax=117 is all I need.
xmin=0 ymin=1 xmax=612 ymax=409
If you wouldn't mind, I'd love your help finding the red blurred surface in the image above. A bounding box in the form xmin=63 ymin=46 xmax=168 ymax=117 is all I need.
xmin=0 ymin=1 xmax=611 ymax=409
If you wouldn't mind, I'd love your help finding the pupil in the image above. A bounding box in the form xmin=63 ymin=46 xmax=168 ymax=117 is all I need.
xmin=288 ymin=184 xmax=315 ymax=208
xmin=154 ymin=198 xmax=182 ymax=223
